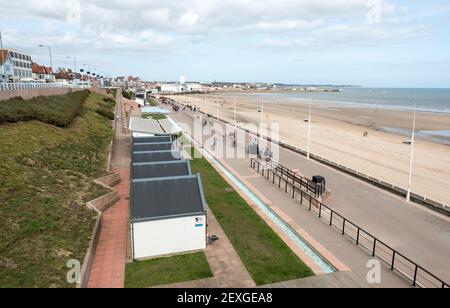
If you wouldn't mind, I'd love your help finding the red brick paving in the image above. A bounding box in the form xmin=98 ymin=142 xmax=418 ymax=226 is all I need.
xmin=87 ymin=93 xmax=131 ymax=288
xmin=87 ymin=168 xmax=130 ymax=288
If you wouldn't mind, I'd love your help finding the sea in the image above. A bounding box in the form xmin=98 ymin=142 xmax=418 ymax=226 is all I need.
xmin=219 ymin=88 xmax=450 ymax=145
xmin=224 ymin=88 xmax=450 ymax=114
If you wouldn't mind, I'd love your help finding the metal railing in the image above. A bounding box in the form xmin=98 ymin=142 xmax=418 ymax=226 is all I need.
xmin=0 ymin=82 xmax=90 ymax=92
xmin=191 ymin=108 xmax=449 ymax=216
xmin=251 ymin=158 xmax=449 ymax=288
xmin=272 ymin=160 xmax=326 ymax=198
xmin=256 ymin=159 xmax=325 ymax=198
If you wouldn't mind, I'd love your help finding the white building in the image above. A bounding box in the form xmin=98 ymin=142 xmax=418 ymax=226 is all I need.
xmin=179 ymin=75 xmax=186 ymax=84
xmin=0 ymin=49 xmax=13 ymax=82
xmin=1 ymin=49 xmax=33 ymax=81
xmin=130 ymin=136 xmax=207 ymax=260
xmin=159 ymin=83 xmax=186 ymax=94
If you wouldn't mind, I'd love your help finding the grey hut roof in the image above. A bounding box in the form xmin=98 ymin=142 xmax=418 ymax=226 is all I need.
xmin=132 ymin=142 xmax=174 ymax=152
xmin=133 ymin=135 xmax=172 ymax=144
xmin=131 ymin=175 xmax=207 ymax=223
xmin=132 ymin=150 xmax=182 ymax=163
xmin=132 ymin=160 xmax=191 ymax=180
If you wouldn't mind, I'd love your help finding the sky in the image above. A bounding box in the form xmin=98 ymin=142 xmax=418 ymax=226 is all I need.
xmin=0 ymin=0 xmax=449 ymax=87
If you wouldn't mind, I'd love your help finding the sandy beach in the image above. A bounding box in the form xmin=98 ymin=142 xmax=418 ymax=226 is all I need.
xmin=167 ymin=92 xmax=450 ymax=205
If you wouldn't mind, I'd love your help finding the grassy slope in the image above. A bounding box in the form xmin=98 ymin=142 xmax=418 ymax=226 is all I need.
xmin=188 ymin=145 xmax=314 ymax=285
xmin=125 ymin=252 xmax=213 ymax=288
xmin=0 ymin=92 xmax=114 ymax=287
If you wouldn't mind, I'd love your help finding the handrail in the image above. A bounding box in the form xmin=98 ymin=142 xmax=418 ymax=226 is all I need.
xmin=0 ymin=82 xmax=90 ymax=92
xmin=250 ymin=158 xmax=449 ymax=288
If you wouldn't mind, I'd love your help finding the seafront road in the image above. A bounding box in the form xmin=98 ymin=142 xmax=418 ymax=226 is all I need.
xmin=171 ymin=108 xmax=450 ymax=286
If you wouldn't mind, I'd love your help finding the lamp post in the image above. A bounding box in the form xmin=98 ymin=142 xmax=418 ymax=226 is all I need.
xmin=66 ymin=56 xmax=77 ymax=75
xmin=234 ymin=97 xmax=237 ymax=129
xmin=406 ymin=104 xmax=417 ymax=203
xmin=38 ymin=44 xmax=53 ymax=71
xmin=1 ymin=30 xmax=5 ymax=77
xmin=307 ymin=98 xmax=312 ymax=160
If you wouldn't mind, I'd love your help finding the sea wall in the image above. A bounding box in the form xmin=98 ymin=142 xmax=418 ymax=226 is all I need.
xmin=0 ymin=87 xmax=83 ymax=101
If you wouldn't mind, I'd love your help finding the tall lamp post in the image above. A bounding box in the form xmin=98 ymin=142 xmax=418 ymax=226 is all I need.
xmin=38 ymin=44 xmax=53 ymax=71
xmin=83 ymin=64 xmax=91 ymax=85
xmin=307 ymin=98 xmax=312 ymax=160
xmin=1 ymin=30 xmax=5 ymax=77
xmin=406 ymin=104 xmax=417 ymax=203
xmin=66 ymin=56 xmax=77 ymax=75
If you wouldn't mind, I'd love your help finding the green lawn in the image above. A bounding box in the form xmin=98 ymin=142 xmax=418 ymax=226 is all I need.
xmin=125 ymin=252 xmax=213 ymax=288
xmin=0 ymin=92 xmax=114 ymax=287
xmin=186 ymin=141 xmax=314 ymax=285
xmin=142 ymin=113 xmax=167 ymax=120
xmin=148 ymin=98 xmax=158 ymax=107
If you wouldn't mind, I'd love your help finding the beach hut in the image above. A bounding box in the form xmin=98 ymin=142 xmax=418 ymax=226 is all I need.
xmin=130 ymin=175 xmax=208 ymax=260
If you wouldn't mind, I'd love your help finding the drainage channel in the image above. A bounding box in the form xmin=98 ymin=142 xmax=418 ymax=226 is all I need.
xmin=181 ymin=130 xmax=336 ymax=274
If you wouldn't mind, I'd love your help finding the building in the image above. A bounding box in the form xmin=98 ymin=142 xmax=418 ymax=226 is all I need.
xmin=129 ymin=117 xmax=166 ymax=137
xmin=0 ymin=49 xmax=13 ymax=82
xmin=158 ymin=83 xmax=186 ymax=94
xmin=32 ymin=63 xmax=54 ymax=82
xmin=130 ymin=136 xmax=207 ymax=260
xmin=0 ymin=49 xmax=33 ymax=81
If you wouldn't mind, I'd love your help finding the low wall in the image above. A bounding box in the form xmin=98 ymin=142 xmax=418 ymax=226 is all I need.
xmin=77 ymin=211 xmax=103 ymax=289
xmin=0 ymin=87 xmax=83 ymax=101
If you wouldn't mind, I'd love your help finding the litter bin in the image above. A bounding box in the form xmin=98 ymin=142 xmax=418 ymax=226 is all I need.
xmin=312 ymin=176 xmax=326 ymax=196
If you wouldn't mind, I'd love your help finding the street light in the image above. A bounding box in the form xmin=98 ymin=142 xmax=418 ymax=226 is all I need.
xmin=406 ymin=104 xmax=417 ymax=203
xmin=307 ymin=98 xmax=312 ymax=160
xmin=38 ymin=44 xmax=53 ymax=71
xmin=66 ymin=56 xmax=77 ymax=74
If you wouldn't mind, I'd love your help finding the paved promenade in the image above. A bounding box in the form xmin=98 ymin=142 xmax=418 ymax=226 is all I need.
xmin=170 ymin=109 xmax=450 ymax=287
xmin=88 ymin=93 xmax=132 ymax=288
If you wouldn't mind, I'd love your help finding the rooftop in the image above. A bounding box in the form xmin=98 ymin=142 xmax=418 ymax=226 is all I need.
xmin=131 ymin=175 xmax=207 ymax=222
xmin=129 ymin=117 xmax=165 ymax=135
xmin=133 ymin=135 xmax=172 ymax=144
xmin=132 ymin=160 xmax=191 ymax=180
xmin=132 ymin=142 xmax=174 ymax=153
xmin=132 ymin=150 xmax=182 ymax=163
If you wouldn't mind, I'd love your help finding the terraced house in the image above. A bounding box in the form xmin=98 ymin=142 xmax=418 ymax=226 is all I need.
xmin=32 ymin=62 xmax=55 ymax=82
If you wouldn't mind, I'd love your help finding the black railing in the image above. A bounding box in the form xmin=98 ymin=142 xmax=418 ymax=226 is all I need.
xmin=251 ymin=158 xmax=449 ymax=288
xmin=269 ymin=160 xmax=325 ymax=198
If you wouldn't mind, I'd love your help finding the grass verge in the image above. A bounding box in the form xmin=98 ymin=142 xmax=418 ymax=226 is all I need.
xmin=185 ymin=140 xmax=314 ymax=285
xmin=142 ymin=113 xmax=167 ymax=120
xmin=125 ymin=252 xmax=213 ymax=288
xmin=0 ymin=92 xmax=114 ymax=287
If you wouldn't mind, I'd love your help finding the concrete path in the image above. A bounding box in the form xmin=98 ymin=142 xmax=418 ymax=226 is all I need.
xmin=88 ymin=92 xmax=131 ymax=288
xmin=159 ymin=210 xmax=256 ymax=288
xmin=171 ymin=110 xmax=414 ymax=288
xmin=262 ymin=271 xmax=371 ymax=288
